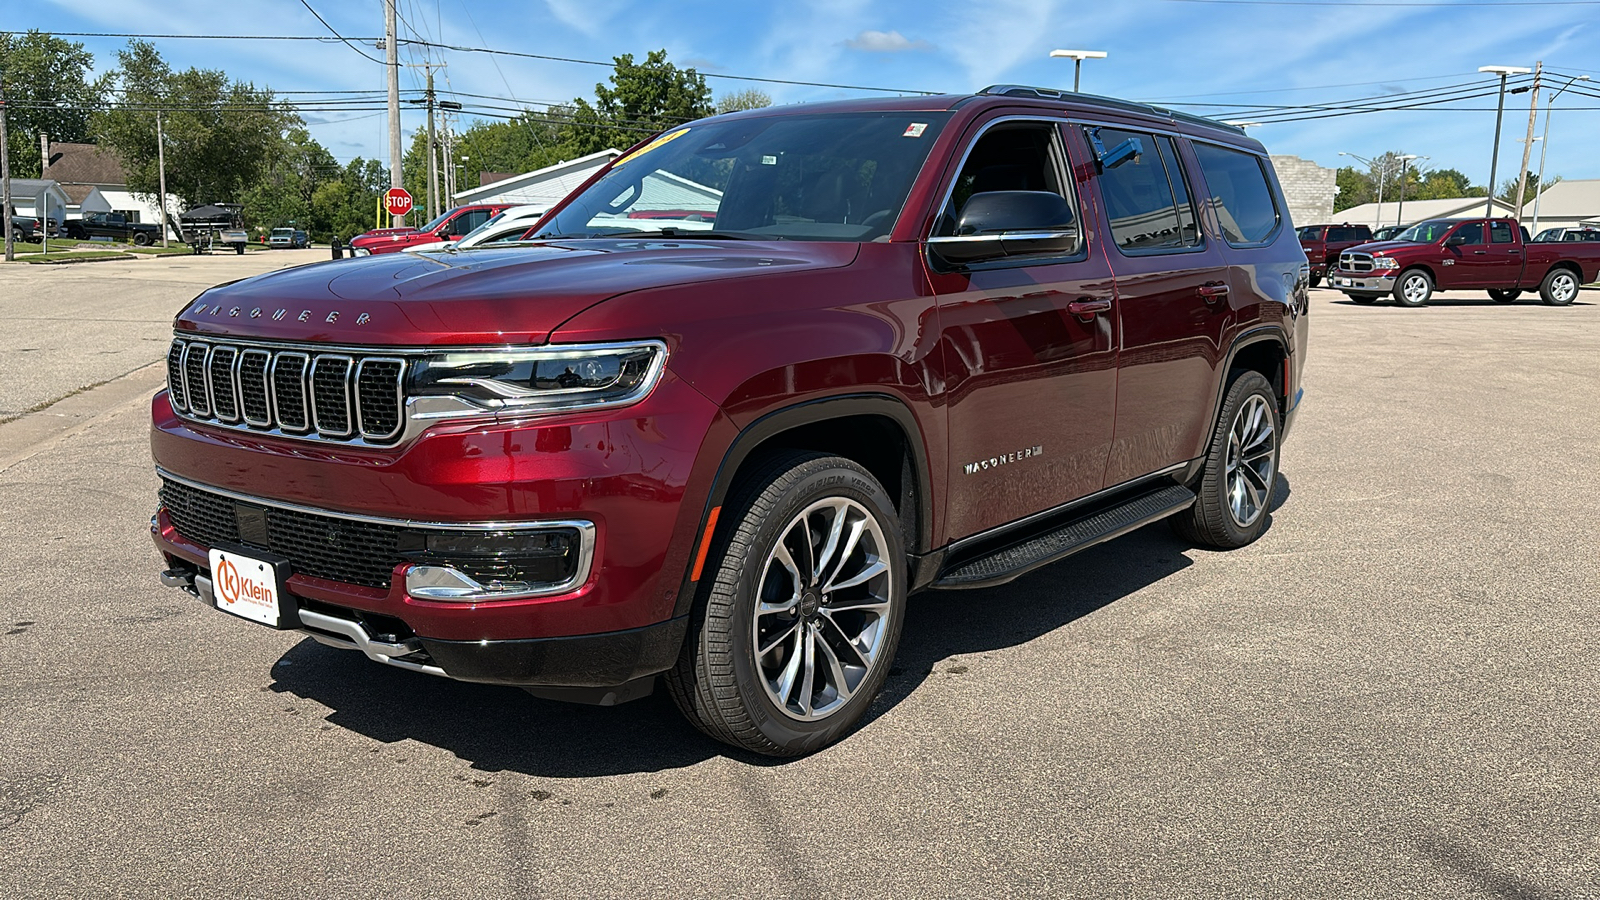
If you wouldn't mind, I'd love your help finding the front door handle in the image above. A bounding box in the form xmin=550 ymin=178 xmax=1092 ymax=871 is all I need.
xmin=1198 ymin=282 xmax=1230 ymax=303
xmin=1473 ymin=250 xmax=1487 ymax=255
xmin=1067 ymin=297 xmax=1113 ymax=319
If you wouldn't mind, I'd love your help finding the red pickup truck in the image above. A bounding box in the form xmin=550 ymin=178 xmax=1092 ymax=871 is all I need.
xmin=1298 ymin=223 xmax=1373 ymax=288
xmin=1330 ymin=217 xmax=1600 ymax=307
xmin=348 ymin=204 xmax=511 ymax=256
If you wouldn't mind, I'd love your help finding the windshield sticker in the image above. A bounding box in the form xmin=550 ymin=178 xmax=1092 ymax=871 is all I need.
xmin=615 ymin=128 xmax=690 ymax=167
xmin=903 ymin=123 xmax=928 ymax=138
xmin=761 ymin=155 xmax=778 ymax=166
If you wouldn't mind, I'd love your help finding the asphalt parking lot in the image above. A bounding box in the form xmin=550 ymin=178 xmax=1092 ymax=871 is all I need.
xmin=1 ymin=258 xmax=1596 ymax=898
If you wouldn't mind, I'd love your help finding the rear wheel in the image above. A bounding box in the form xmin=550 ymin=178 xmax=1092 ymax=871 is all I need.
xmin=1488 ymin=289 xmax=1520 ymax=303
xmin=1538 ymin=268 xmax=1579 ymax=306
xmin=133 ymin=232 xmax=152 ymax=246
xmin=1308 ymin=272 xmax=1323 ymax=288
xmin=1172 ymin=371 xmax=1280 ymax=549
xmin=666 ymin=451 xmax=906 ymax=756
xmin=1393 ymin=269 xmax=1433 ymax=307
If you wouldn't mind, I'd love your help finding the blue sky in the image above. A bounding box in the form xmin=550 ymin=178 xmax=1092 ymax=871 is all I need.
xmin=15 ymin=0 xmax=1600 ymax=186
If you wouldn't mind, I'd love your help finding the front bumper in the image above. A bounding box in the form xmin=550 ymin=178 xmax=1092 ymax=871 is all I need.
xmin=1328 ymin=271 xmax=1396 ymax=292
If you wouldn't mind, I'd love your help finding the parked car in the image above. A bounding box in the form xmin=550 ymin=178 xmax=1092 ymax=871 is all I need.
xmin=1329 ymin=217 xmax=1600 ymax=306
xmin=7 ymin=214 xmax=40 ymax=243
xmin=178 ymin=204 xmax=250 ymax=255
xmin=402 ymin=204 xmax=548 ymax=253
xmin=151 ymin=85 xmax=1308 ymax=756
xmin=348 ymin=204 xmax=511 ymax=256
xmin=1297 ymin=223 xmax=1374 ymax=287
xmin=64 ymin=211 xmax=162 ymax=245
xmin=1531 ymin=226 xmax=1600 ymax=243
xmin=268 ymin=227 xmax=309 ymax=249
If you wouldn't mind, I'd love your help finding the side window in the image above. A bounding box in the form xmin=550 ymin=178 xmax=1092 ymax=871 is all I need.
xmin=1489 ymin=221 xmax=1514 ymax=244
xmin=1087 ymin=126 xmax=1200 ymax=254
xmin=1191 ymin=142 xmax=1282 ymax=246
xmin=934 ymin=121 xmax=1079 ymax=255
xmin=1452 ymin=223 xmax=1485 ymax=245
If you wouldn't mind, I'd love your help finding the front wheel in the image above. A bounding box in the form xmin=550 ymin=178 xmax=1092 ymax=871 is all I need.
xmin=1488 ymin=289 xmax=1520 ymax=304
xmin=1308 ymin=272 xmax=1323 ymax=289
xmin=133 ymin=232 xmax=152 ymax=246
xmin=1393 ymin=269 xmax=1433 ymax=307
xmin=1171 ymin=370 xmax=1280 ymax=549
xmin=666 ymin=451 xmax=906 ymax=757
xmin=1539 ymin=268 xmax=1579 ymax=306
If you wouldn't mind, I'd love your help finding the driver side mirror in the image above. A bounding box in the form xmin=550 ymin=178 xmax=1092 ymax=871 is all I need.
xmin=1445 ymin=233 xmax=1469 ymax=246
xmin=928 ymin=191 xmax=1079 ymax=265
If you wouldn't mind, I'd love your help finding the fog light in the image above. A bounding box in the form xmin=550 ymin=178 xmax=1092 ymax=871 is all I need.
xmin=404 ymin=523 xmax=594 ymax=601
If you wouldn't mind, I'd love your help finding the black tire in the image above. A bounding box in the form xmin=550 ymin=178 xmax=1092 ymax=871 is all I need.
xmin=1392 ymin=268 xmax=1433 ymax=307
xmin=1349 ymin=293 xmax=1380 ymax=304
xmin=1308 ymin=272 xmax=1323 ymax=289
xmin=133 ymin=232 xmax=152 ymax=246
xmin=1171 ymin=370 xmax=1280 ymax=549
xmin=665 ymin=450 xmax=907 ymax=757
xmin=1538 ymin=267 xmax=1580 ymax=306
xmin=235 ymin=244 xmax=245 ymax=256
xmin=1488 ymin=289 xmax=1520 ymax=304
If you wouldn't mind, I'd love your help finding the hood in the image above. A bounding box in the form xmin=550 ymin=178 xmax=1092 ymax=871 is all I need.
xmin=1344 ymin=240 xmax=1428 ymax=255
xmin=174 ymin=239 xmax=861 ymax=346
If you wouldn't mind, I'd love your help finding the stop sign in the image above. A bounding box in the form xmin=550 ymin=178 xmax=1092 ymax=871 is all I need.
xmin=384 ymin=188 xmax=413 ymax=218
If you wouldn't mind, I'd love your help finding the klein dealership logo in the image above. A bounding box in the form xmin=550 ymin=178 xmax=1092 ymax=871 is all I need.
xmin=214 ymin=557 xmax=273 ymax=609
xmin=964 ymin=445 xmax=1044 ymax=475
xmin=190 ymin=303 xmax=372 ymax=325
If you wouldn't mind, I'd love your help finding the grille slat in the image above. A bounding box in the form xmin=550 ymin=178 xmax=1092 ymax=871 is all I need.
xmin=167 ymin=339 xmax=405 ymax=446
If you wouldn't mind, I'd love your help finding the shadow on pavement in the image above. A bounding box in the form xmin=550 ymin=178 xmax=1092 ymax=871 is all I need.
xmin=271 ymin=475 xmax=1290 ymax=777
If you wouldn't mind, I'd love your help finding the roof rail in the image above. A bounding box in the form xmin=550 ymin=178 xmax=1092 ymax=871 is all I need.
xmin=977 ymin=85 xmax=1246 ymax=134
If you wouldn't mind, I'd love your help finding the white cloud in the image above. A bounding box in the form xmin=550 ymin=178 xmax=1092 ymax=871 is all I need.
xmin=844 ymin=30 xmax=932 ymax=53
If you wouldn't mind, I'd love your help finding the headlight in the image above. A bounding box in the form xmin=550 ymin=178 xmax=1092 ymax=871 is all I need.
xmin=1372 ymin=256 xmax=1399 ymax=270
xmin=411 ymin=340 xmax=667 ymax=417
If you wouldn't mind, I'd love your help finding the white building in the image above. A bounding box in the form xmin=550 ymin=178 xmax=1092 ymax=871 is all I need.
xmin=43 ymin=141 xmax=178 ymax=237
xmin=1527 ymin=179 xmax=1600 ymax=233
xmin=4 ymin=178 xmax=71 ymax=229
xmin=1333 ymin=195 xmax=1517 ymax=230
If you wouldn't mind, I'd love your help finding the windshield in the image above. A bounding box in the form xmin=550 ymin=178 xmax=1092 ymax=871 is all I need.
xmin=1532 ymin=228 xmax=1563 ymax=242
xmin=456 ymin=209 xmax=546 ymax=248
xmin=536 ymin=112 xmax=953 ymax=242
xmin=417 ymin=210 xmax=452 ymax=233
xmin=271 ymin=228 xmax=292 ymax=237
xmin=1396 ymin=220 xmax=1455 ymax=243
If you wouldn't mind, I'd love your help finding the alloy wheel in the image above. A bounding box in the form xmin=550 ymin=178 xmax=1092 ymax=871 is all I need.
xmin=1402 ymin=274 xmax=1430 ymax=304
xmin=1224 ymin=394 xmax=1277 ymax=528
xmin=1549 ymin=272 xmax=1578 ymax=305
xmin=752 ymin=498 xmax=893 ymax=722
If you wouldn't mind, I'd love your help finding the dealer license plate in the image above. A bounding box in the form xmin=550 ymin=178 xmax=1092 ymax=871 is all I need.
xmin=209 ymin=547 xmax=286 ymax=627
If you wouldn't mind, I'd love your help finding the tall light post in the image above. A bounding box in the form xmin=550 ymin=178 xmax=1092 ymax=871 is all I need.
xmin=1339 ymin=151 xmax=1394 ymax=229
xmin=1049 ymin=49 xmax=1108 ymax=92
xmin=1394 ymin=154 xmax=1426 ymax=227
xmin=1479 ymin=65 xmax=1532 ymax=217
xmin=1531 ymin=74 xmax=1589 ymax=233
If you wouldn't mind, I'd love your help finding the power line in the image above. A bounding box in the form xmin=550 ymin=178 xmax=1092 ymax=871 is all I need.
xmin=1157 ymin=0 xmax=1600 ymax=6
xmin=294 ymin=1 xmax=385 ymax=64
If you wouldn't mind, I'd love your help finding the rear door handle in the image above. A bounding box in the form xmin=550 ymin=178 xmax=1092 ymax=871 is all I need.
xmin=1067 ymin=297 xmax=1113 ymax=319
xmin=1198 ymin=282 xmax=1230 ymax=302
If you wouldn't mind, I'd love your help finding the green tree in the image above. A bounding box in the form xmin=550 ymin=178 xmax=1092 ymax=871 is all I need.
xmin=564 ymin=50 xmax=714 ymax=156
xmin=1498 ymin=172 xmax=1558 ymax=206
xmin=236 ymin=127 xmax=340 ymax=235
xmin=715 ymin=88 xmax=773 ymax=115
xmin=0 ymin=31 xmax=105 ymax=179
xmin=1409 ymin=167 xmax=1480 ymax=201
xmin=93 ymin=41 xmax=297 ymax=215
xmin=1333 ymin=166 xmax=1372 ymax=213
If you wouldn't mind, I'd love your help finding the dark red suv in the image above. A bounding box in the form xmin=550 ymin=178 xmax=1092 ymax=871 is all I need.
xmin=152 ymin=86 xmax=1309 ymax=756
xmin=348 ymin=203 xmax=511 ymax=255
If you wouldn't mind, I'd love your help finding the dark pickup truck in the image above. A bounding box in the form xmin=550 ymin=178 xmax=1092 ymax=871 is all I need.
xmin=66 ymin=211 xmax=163 ymax=245
xmin=1298 ymin=223 xmax=1373 ymax=287
xmin=1330 ymin=217 xmax=1600 ymax=307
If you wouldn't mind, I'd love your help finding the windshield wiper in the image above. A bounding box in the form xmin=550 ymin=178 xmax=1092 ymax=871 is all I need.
xmin=599 ymin=228 xmax=769 ymax=241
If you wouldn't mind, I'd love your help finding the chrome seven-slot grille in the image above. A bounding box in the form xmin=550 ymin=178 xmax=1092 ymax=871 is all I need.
xmin=1339 ymin=251 xmax=1374 ymax=273
xmin=167 ymin=337 xmax=406 ymax=444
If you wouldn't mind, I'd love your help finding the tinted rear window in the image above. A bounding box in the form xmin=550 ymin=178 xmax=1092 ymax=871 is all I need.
xmin=1087 ymin=126 xmax=1202 ymax=254
xmin=1192 ymin=143 xmax=1280 ymax=245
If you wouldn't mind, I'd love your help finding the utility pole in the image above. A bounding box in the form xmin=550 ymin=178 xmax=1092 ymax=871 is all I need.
xmin=156 ymin=110 xmax=170 ymax=247
xmin=384 ymin=0 xmax=402 ymax=225
xmin=426 ymin=67 xmax=438 ymax=220
xmin=1531 ymin=73 xmax=1590 ymax=233
xmin=2 ymin=80 xmax=13 ymax=262
xmin=1479 ymin=65 xmax=1530 ymax=218
xmin=1512 ymin=61 xmax=1542 ymax=223
xmin=40 ymin=132 xmax=49 ymax=253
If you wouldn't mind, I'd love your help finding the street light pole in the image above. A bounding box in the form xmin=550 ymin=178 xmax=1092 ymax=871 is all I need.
xmin=1479 ymin=65 xmax=1532 ymax=218
xmin=1339 ymin=151 xmax=1391 ymax=229
xmin=1049 ymin=49 xmax=1108 ymax=92
xmin=1531 ymin=74 xmax=1589 ymax=233
xmin=1395 ymin=154 xmax=1424 ymax=227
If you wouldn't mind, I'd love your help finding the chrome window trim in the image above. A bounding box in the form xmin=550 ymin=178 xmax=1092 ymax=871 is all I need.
xmin=156 ymin=468 xmax=597 ymax=600
xmin=355 ymin=356 xmax=408 ymax=441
